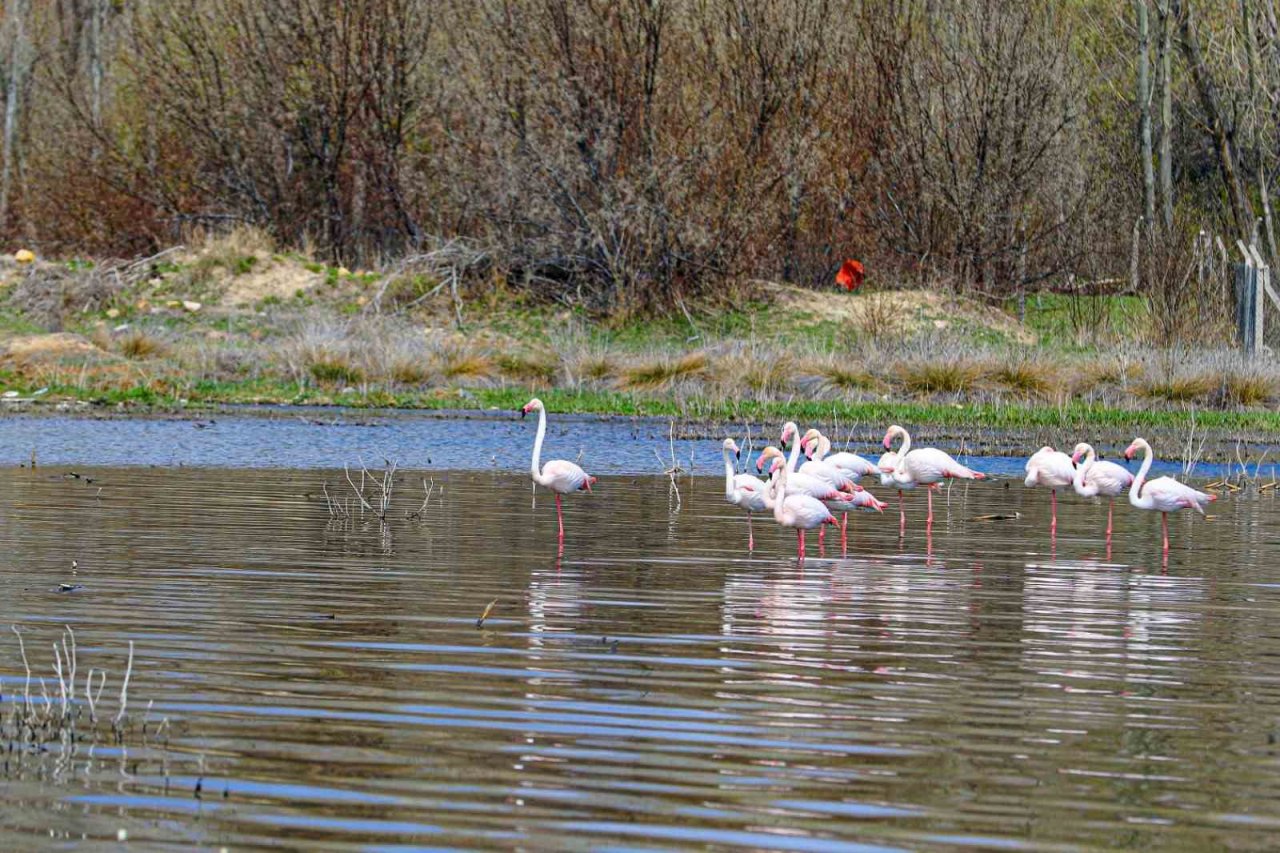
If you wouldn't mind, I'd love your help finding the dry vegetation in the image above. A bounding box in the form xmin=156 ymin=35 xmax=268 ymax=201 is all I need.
xmin=0 ymin=0 xmax=1275 ymax=337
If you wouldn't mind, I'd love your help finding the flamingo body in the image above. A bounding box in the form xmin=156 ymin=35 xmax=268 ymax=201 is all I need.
xmin=522 ymin=398 xmax=595 ymax=543
xmin=1024 ymin=446 xmax=1076 ymax=535
xmin=1124 ymin=437 xmax=1216 ymax=553
xmin=723 ymin=438 xmax=769 ymax=549
xmin=881 ymin=425 xmax=984 ymax=531
xmin=1071 ymin=442 xmax=1135 ymax=543
xmin=769 ymin=462 xmax=837 ymax=559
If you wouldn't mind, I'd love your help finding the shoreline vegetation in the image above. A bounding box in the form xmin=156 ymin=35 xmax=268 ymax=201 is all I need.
xmin=2 ymin=232 xmax=1278 ymax=463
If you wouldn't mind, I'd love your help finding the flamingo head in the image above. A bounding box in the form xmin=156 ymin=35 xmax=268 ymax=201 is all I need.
xmin=723 ymin=437 xmax=741 ymax=460
xmin=1070 ymin=442 xmax=1090 ymax=465
xmin=580 ymin=475 xmax=597 ymax=493
xmin=520 ymin=398 xmax=544 ymax=418
xmin=779 ymin=422 xmax=798 ymax=451
xmin=800 ymin=428 xmax=821 ymax=458
xmin=756 ymin=446 xmax=783 ymax=473
xmin=1123 ymin=440 xmax=1141 ymax=461
xmin=883 ymin=424 xmax=904 ymax=450
xmin=768 ymin=458 xmax=785 ymax=474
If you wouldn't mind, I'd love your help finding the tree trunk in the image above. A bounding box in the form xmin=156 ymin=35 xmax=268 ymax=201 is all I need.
xmin=1174 ymin=0 xmax=1254 ymax=242
xmin=0 ymin=0 xmax=32 ymax=228
xmin=1155 ymin=0 xmax=1175 ymax=231
xmin=1137 ymin=0 xmax=1156 ymax=226
xmin=1243 ymin=0 xmax=1278 ymax=261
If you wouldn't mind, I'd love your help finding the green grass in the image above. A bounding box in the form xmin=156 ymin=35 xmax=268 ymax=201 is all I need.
xmin=1010 ymin=293 xmax=1149 ymax=347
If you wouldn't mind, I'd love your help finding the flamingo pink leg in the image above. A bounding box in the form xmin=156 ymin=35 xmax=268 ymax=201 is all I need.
xmin=747 ymin=512 xmax=755 ymax=551
xmin=555 ymin=493 xmax=564 ymax=543
xmin=926 ymin=486 xmax=935 ymax=531
xmin=898 ymin=491 xmax=906 ymax=536
xmin=841 ymin=513 xmax=849 ymax=551
xmin=819 ymin=525 xmax=825 ymax=547
xmin=1161 ymin=512 xmax=1169 ymax=553
xmin=1050 ymin=489 xmax=1058 ymax=536
xmin=797 ymin=529 xmax=806 ymax=560
xmin=1106 ymin=499 xmax=1114 ymax=543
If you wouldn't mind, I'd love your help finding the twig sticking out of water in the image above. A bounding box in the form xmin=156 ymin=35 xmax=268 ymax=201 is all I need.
xmin=476 ymin=599 xmax=498 ymax=628
xmin=1181 ymin=414 xmax=1206 ymax=478
xmin=656 ymin=420 xmax=684 ymax=510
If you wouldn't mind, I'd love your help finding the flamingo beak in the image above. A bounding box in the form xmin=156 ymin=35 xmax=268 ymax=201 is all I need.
xmin=1070 ymin=451 xmax=1081 ymax=464
xmin=519 ymin=407 xmax=528 ymax=418
xmin=735 ymin=448 xmax=741 ymax=461
xmin=882 ymin=436 xmax=892 ymax=450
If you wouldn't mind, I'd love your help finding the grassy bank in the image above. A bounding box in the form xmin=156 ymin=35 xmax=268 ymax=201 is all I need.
xmin=1 ymin=232 xmax=1278 ymax=460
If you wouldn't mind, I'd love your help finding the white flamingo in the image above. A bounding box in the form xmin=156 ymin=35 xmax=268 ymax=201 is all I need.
xmin=881 ymin=425 xmax=985 ymax=531
xmin=521 ymin=398 xmax=596 ymax=544
xmin=800 ymin=429 xmax=879 ymax=479
xmin=1123 ymin=437 xmax=1216 ymax=553
xmin=879 ymin=428 xmax=915 ymax=536
xmin=1071 ymin=442 xmax=1135 ymax=543
xmin=722 ymin=438 xmax=769 ymax=550
xmin=756 ymin=446 xmax=859 ymax=501
xmin=769 ymin=459 xmax=837 ymax=560
xmin=1023 ymin=446 xmax=1077 ymax=535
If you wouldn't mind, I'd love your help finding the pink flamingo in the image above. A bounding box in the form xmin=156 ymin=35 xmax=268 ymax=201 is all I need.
xmin=878 ymin=429 xmax=915 ymax=536
xmin=769 ymin=458 xmax=837 ymax=559
xmin=881 ymin=425 xmax=985 ymax=531
xmin=1123 ymin=437 xmax=1216 ymax=553
xmin=758 ymin=441 xmax=857 ymax=548
xmin=1023 ymin=446 xmax=1076 ymax=535
xmin=799 ymin=430 xmax=885 ymax=546
xmin=723 ymin=438 xmax=769 ymax=550
xmin=1071 ymin=442 xmax=1135 ymax=543
xmin=521 ymin=398 xmax=596 ymax=543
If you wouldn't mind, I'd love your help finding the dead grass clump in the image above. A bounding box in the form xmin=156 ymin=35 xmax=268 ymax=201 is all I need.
xmin=714 ymin=352 xmax=794 ymax=394
xmin=388 ymin=358 xmax=431 ymax=385
xmin=119 ymin=329 xmax=167 ymax=360
xmin=435 ymin=345 xmax=495 ymax=380
xmin=309 ymin=353 xmax=365 ymax=384
xmin=989 ymin=360 xmax=1056 ymax=396
xmin=621 ymin=352 xmax=708 ymax=389
xmin=1138 ymin=373 xmax=1215 ymax=403
xmin=898 ymin=360 xmax=983 ymax=395
xmin=1083 ymin=359 xmax=1144 ymax=387
xmin=820 ymin=363 xmax=880 ymax=392
xmin=496 ymin=351 xmax=559 ymax=383
xmin=1223 ymin=372 xmax=1277 ymax=407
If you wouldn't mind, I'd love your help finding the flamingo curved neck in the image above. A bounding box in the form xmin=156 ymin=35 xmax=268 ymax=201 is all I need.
xmin=771 ymin=467 xmax=788 ymax=523
xmin=1129 ymin=441 xmax=1153 ymax=507
xmin=722 ymin=446 xmax=736 ymax=500
xmin=530 ymin=406 xmax=548 ymax=483
xmin=785 ymin=436 xmax=802 ymax=473
xmin=1074 ymin=446 xmax=1096 ymax=494
xmin=894 ymin=428 xmax=912 ymax=458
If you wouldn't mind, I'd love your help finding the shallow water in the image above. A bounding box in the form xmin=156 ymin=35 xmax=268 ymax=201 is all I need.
xmin=2 ymin=451 xmax=1280 ymax=850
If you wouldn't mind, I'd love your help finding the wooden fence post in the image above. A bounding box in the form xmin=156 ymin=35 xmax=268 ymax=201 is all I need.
xmin=1235 ymin=240 xmax=1257 ymax=356
xmin=1248 ymin=244 xmax=1269 ymax=354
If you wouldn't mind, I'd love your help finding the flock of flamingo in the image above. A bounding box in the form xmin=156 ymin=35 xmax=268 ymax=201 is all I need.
xmin=520 ymin=397 xmax=1216 ymax=558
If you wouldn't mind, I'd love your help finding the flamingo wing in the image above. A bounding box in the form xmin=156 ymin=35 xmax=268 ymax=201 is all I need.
xmin=732 ymin=473 xmax=770 ymax=512
xmin=541 ymin=459 xmax=591 ymax=493
xmin=784 ymin=495 xmax=837 ymax=529
xmin=1085 ymin=460 xmax=1134 ymax=497
xmin=1143 ymin=476 xmax=1214 ymax=514
xmin=1025 ymin=448 xmax=1074 ymax=488
xmin=827 ymin=451 xmax=879 ymax=478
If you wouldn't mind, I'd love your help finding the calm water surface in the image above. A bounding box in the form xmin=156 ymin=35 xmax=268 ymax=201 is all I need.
xmin=0 ymin=414 xmax=1278 ymax=850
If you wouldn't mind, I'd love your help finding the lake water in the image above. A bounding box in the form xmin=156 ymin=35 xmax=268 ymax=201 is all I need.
xmin=1 ymin=412 xmax=1278 ymax=850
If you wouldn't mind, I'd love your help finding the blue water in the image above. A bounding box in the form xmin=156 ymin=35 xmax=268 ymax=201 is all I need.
xmin=0 ymin=407 xmax=1233 ymax=480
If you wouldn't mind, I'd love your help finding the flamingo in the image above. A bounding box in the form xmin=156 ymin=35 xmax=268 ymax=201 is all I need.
xmin=759 ymin=441 xmax=857 ymax=548
xmin=1023 ymin=446 xmax=1077 ymax=535
xmin=521 ymin=398 xmax=596 ymax=544
xmin=879 ymin=428 xmax=916 ymax=536
xmin=769 ymin=458 xmax=838 ymax=559
xmin=723 ymin=438 xmax=769 ymax=550
xmin=881 ymin=425 xmax=985 ymax=531
xmin=1071 ymin=442 xmax=1135 ymax=543
xmin=1123 ymin=437 xmax=1216 ymax=553
xmin=800 ymin=429 xmax=880 ymax=479
xmin=800 ymin=431 xmax=885 ymax=546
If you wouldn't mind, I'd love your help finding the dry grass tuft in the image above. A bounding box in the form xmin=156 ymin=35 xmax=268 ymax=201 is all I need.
xmin=622 ymin=352 xmax=709 ymax=388
xmin=820 ymin=362 xmax=880 ymax=392
xmin=989 ymin=360 xmax=1056 ymax=395
xmin=1138 ymin=373 xmax=1215 ymax=403
xmin=119 ymin=329 xmax=166 ymax=360
xmin=496 ymin=351 xmax=559 ymax=383
xmin=435 ymin=345 xmax=495 ymax=380
xmin=388 ymin=357 xmax=431 ymax=385
xmin=898 ymin=360 xmax=983 ymax=395
xmin=1223 ymin=372 xmax=1276 ymax=407
xmin=309 ymin=353 xmax=364 ymax=385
